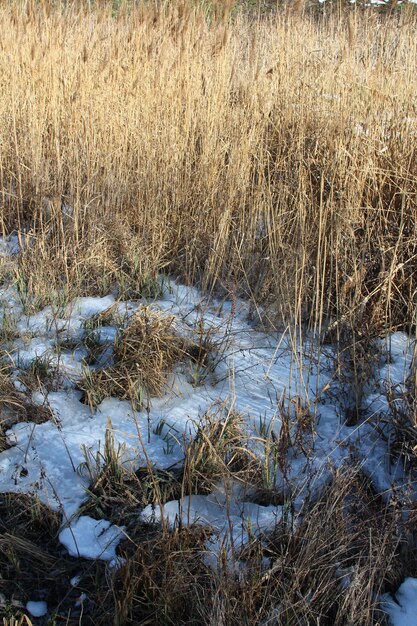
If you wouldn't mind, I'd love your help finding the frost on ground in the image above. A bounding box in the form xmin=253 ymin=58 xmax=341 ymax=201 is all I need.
xmin=0 ymin=236 xmax=416 ymax=620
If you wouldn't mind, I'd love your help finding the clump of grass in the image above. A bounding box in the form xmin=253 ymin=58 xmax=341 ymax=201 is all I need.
xmin=0 ymin=308 xmax=19 ymax=345
xmin=0 ymin=366 xmax=54 ymax=451
xmin=81 ymin=328 xmax=109 ymax=368
xmin=12 ymin=239 xmax=73 ymax=316
xmin=78 ymin=365 xmax=110 ymax=409
xmin=18 ymin=353 xmax=63 ymax=394
xmin=291 ymin=396 xmax=316 ymax=458
xmin=0 ymin=365 xmax=25 ymax=412
xmin=107 ymin=524 xmax=213 ymax=626
xmin=183 ymin=403 xmax=260 ymax=494
xmin=78 ymin=422 xmax=183 ymax=526
xmin=253 ymin=395 xmax=317 ymax=498
xmin=83 ymin=303 xmax=124 ymax=332
xmin=113 ymin=306 xmax=186 ymax=395
xmin=325 ymin=315 xmax=385 ymax=426
xmin=79 ymin=305 xmax=213 ymax=410
xmin=183 ymin=304 xmax=233 ymax=386
xmin=1 ymin=466 xmax=408 ymax=626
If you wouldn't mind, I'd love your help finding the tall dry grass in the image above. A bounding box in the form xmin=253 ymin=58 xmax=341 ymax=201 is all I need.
xmin=0 ymin=1 xmax=415 ymax=336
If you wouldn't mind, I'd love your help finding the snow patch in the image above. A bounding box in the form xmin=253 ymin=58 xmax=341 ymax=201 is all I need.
xmin=382 ymin=578 xmax=417 ymax=626
xmin=59 ymin=516 xmax=124 ymax=563
xmin=141 ymin=488 xmax=282 ymax=566
xmin=26 ymin=600 xmax=48 ymax=617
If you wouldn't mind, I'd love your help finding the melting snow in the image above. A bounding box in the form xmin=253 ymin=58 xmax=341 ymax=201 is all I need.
xmin=142 ymin=486 xmax=283 ymax=567
xmin=59 ymin=515 xmax=125 ymax=564
xmin=26 ymin=600 xmax=48 ymax=617
xmin=0 ymin=236 xmax=415 ymax=608
xmin=382 ymin=578 xmax=417 ymax=626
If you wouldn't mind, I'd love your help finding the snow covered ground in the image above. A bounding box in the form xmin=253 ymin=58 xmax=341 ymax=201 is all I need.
xmin=0 ymin=234 xmax=416 ymax=622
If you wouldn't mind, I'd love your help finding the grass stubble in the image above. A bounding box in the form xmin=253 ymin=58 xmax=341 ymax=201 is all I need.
xmin=0 ymin=0 xmax=416 ymax=624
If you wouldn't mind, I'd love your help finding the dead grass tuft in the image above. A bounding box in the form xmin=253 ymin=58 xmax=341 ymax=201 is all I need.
xmin=79 ymin=305 xmax=217 ymax=409
xmin=79 ymin=306 xmax=184 ymax=409
xmin=78 ymin=422 xmax=183 ymax=525
xmin=0 ymin=366 xmax=53 ymax=452
xmin=114 ymin=307 xmax=185 ymax=396
xmin=108 ymin=525 xmax=213 ymax=626
xmin=184 ymin=404 xmax=260 ymax=494
xmin=83 ymin=303 xmax=124 ymax=332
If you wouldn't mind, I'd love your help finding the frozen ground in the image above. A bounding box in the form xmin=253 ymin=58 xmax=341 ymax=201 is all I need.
xmin=0 ymin=234 xmax=415 ymax=621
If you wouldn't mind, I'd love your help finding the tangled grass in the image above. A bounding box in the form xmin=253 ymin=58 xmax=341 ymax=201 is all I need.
xmin=79 ymin=304 xmax=212 ymax=409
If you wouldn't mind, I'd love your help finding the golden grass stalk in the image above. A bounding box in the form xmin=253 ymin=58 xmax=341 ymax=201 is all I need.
xmin=0 ymin=2 xmax=414 ymax=336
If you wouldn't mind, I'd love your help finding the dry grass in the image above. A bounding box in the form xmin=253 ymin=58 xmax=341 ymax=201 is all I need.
xmin=0 ymin=1 xmax=414 ymax=335
xmin=183 ymin=403 xmax=262 ymax=494
xmin=11 ymin=216 xmax=164 ymax=314
xmin=0 ymin=492 xmax=109 ymax=625
xmin=71 ymin=414 xmax=409 ymax=625
xmin=0 ymin=439 xmax=413 ymax=624
xmin=78 ymin=422 xmax=183 ymax=525
xmin=258 ymin=467 xmax=403 ymax=626
xmin=0 ymin=365 xmax=54 ymax=452
xmin=386 ymin=347 xmax=417 ymax=469
xmin=0 ymin=2 xmax=416 ymax=624
xmin=2 ymin=617 xmax=33 ymax=626
xmin=77 ymin=466 xmax=407 ymax=625
xmin=113 ymin=306 xmax=185 ymax=395
xmin=79 ymin=303 xmax=220 ymax=409
xmin=78 ymin=305 xmax=195 ymax=409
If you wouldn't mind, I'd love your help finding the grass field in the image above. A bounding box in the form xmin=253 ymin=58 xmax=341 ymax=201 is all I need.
xmin=0 ymin=1 xmax=416 ymax=624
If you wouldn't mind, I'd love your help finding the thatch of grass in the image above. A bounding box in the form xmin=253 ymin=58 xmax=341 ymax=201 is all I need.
xmin=183 ymin=404 xmax=261 ymax=494
xmin=79 ymin=305 xmax=198 ymax=409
